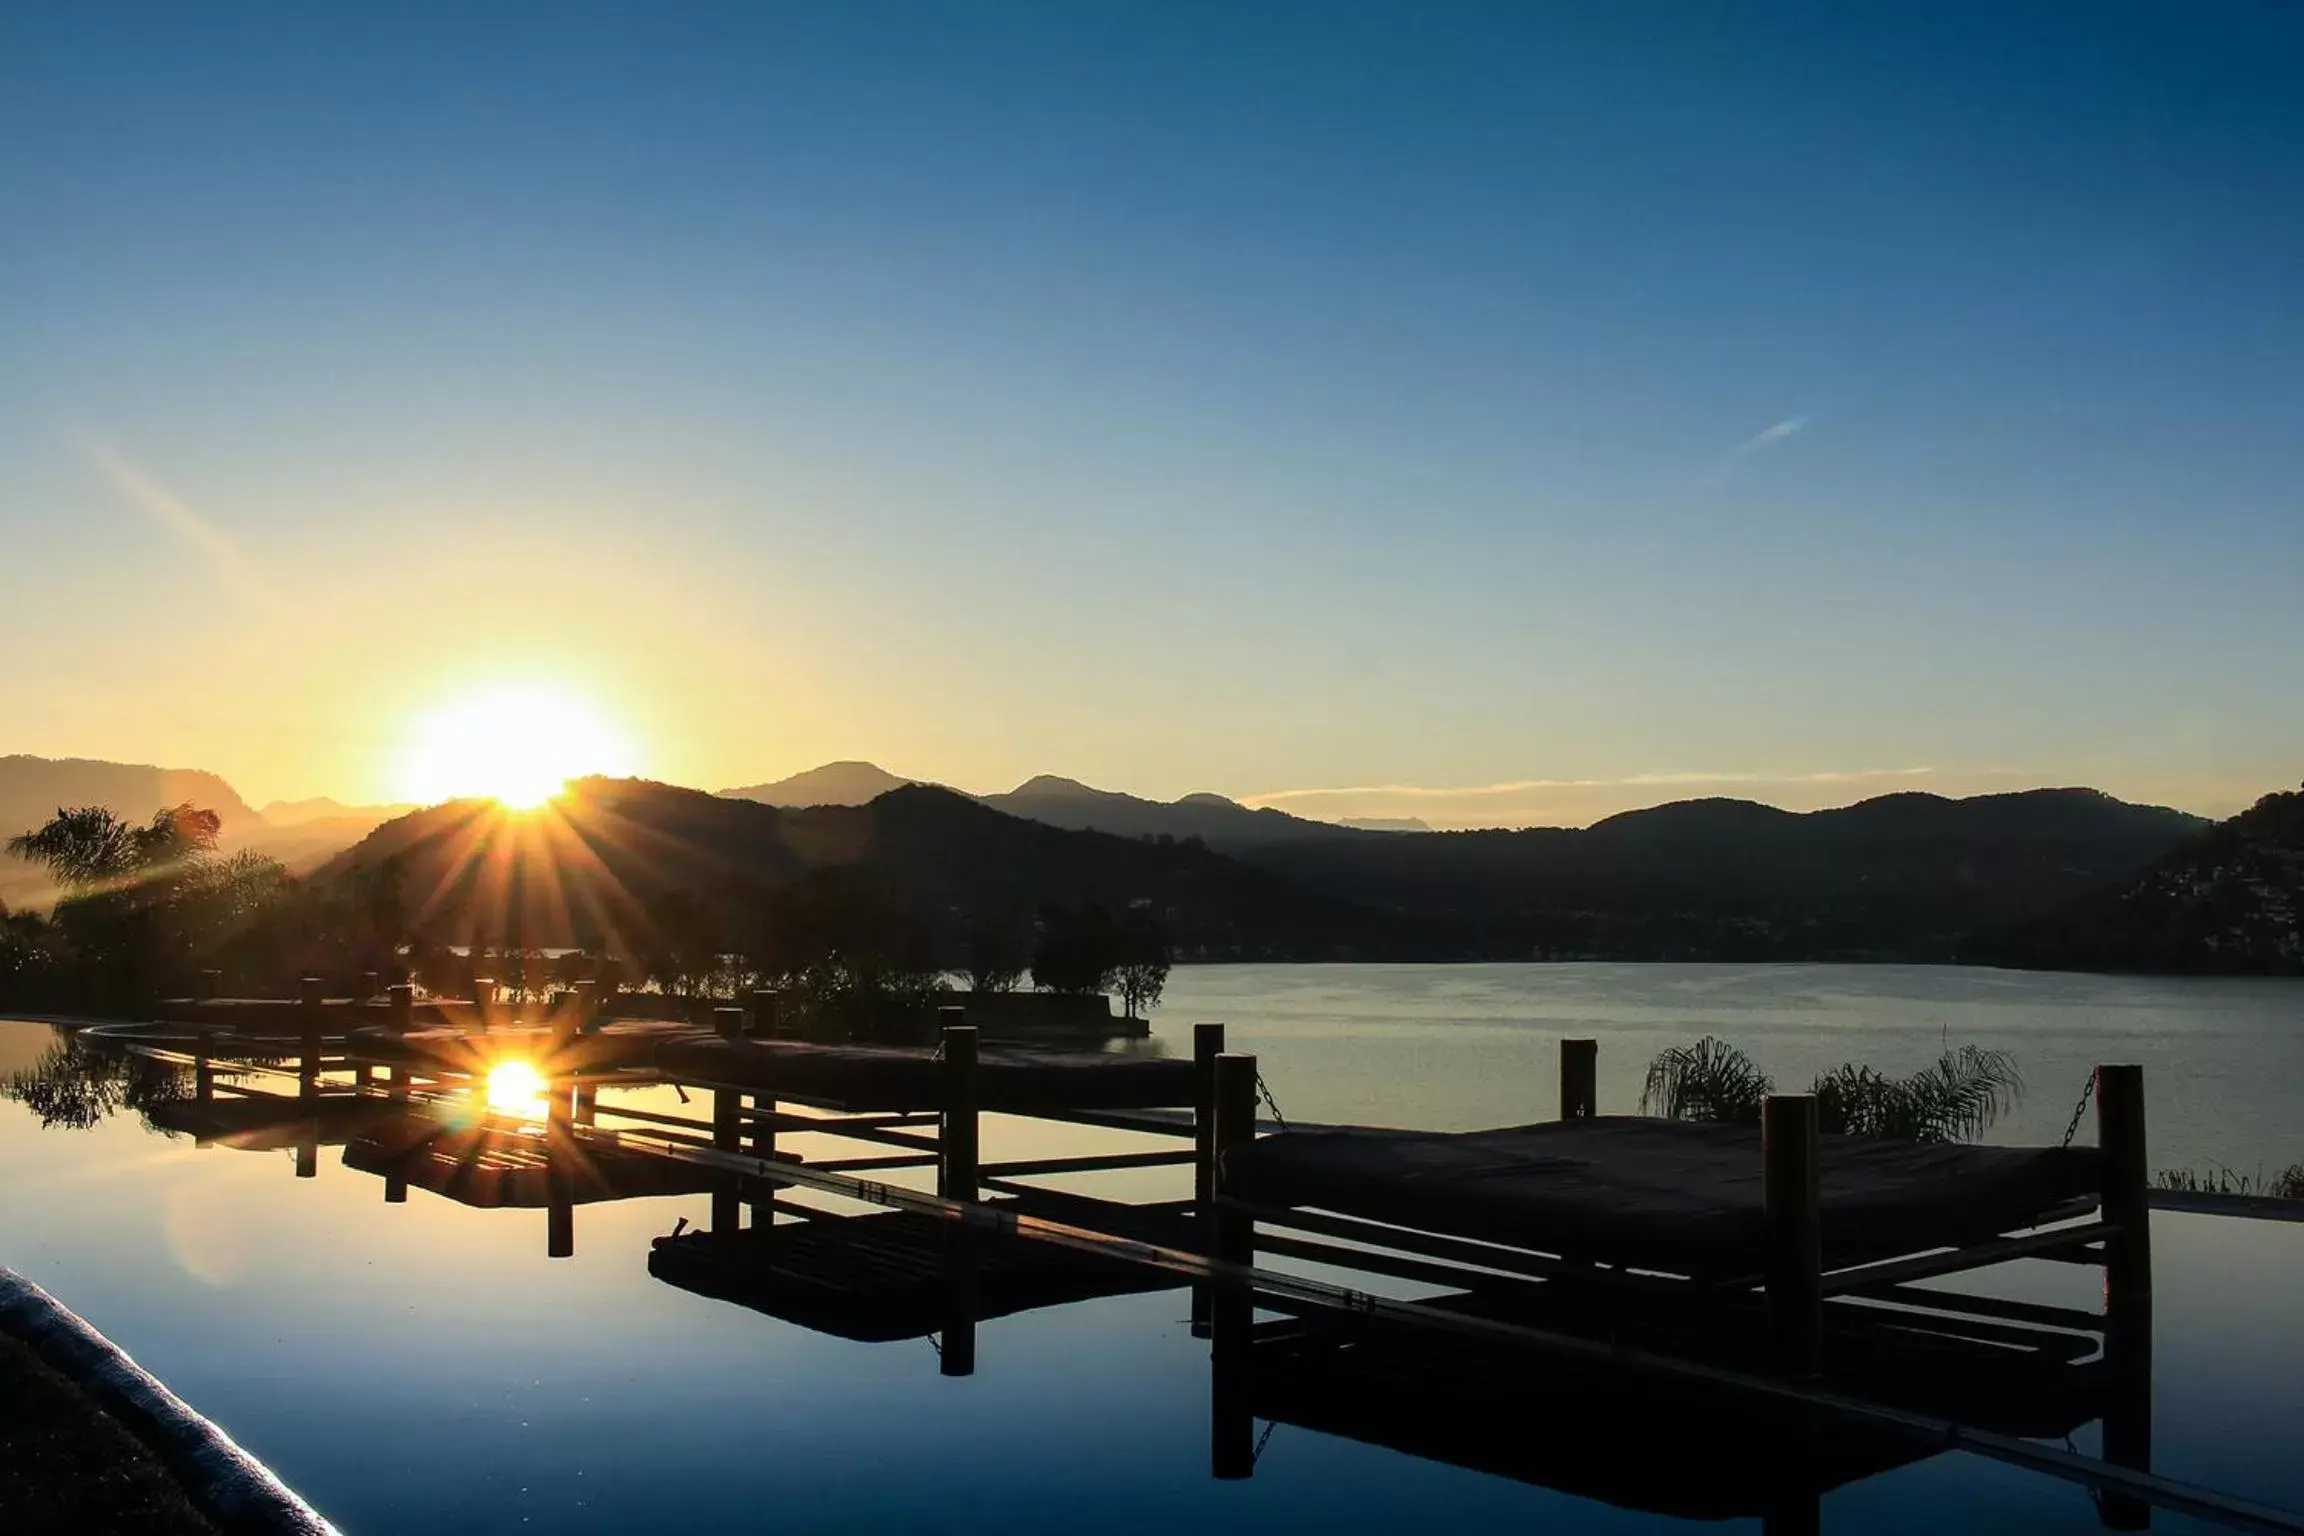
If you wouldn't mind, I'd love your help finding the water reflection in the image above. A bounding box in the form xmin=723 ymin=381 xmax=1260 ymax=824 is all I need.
xmin=0 ymin=1013 xmax=2290 ymax=1534
xmin=1 ymin=1031 xmax=190 ymax=1130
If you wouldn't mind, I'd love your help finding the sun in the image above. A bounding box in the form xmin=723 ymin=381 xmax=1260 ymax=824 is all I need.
xmin=398 ymin=683 xmax=639 ymax=809
xmin=484 ymin=1059 xmax=550 ymax=1118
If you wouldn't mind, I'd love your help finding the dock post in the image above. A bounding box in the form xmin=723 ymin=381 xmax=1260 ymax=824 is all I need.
xmin=749 ymin=989 xmax=780 ymax=1039
xmin=939 ymin=1014 xmax=979 ymax=1203
xmin=194 ymin=1031 xmax=215 ymax=1106
xmin=2095 ymin=1063 xmax=2154 ymax=1529
xmin=1211 ymin=1052 xmax=1259 ymax=1479
xmin=714 ymin=1005 xmax=745 ymax=1040
xmin=1763 ymin=1092 xmax=1822 ymax=1377
xmin=387 ymin=983 xmax=414 ymax=1033
xmin=546 ymin=1078 xmax=575 ymax=1259
xmin=295 ymin=1129 xmax=317 ymax=1180
xmin=361 ymin=970 xmax=379 ymax=1001
xmin=473 ymin=977 xmax=495 ymax=1030
xmin=2097 ymin=1064 xmax=2152 ymax=1310
xmin=199 ymin=968 xmax=222 ymax=1000
xmin=746 ymin=1065 xmax=777 ymax=1229
xmin=385 ymin=1169 xmax=408 ymax=1204
xmin=1191 ymin=1022 xmax=1227 ymax=1337
xmin=574 ymin=1082 xmax=596 ymax=1125
xmin=1560 ymin=1037 xmax=1597 ymax=1120
xmin=298 ymin=975 xmax=323 ymax=1101
xmin=712 ymin=1085 xmax=742 ymax=1236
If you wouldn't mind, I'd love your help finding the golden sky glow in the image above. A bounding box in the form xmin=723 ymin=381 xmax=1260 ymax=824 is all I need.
xmin=397 ymin=684 xmax=641 ymax=810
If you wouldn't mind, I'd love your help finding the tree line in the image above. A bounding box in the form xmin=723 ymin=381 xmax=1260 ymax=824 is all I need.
xmin=0 ymin=803 xmax=1172 ymax=1032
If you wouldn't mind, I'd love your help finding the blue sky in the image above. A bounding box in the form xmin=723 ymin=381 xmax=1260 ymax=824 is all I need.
xmin=3 ymin=2 xmax=2299 ymax=821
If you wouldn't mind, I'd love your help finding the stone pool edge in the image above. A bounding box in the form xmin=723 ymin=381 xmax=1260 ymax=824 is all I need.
xmin=0 ymin=1265 xmax=339 ymax=1535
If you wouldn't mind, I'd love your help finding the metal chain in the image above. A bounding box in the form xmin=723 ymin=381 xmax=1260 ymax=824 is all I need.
xmin=1252 ymin=1419 xmax=1279 ymax=1465
xmin=2059 ymin=1072 xmax=2097 ymax=1149
xmin=1255 ymin=1072 xmax=1290 ymax=1132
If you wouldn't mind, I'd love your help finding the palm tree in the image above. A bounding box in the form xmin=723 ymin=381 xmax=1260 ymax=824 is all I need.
xmin=6 ymin=804 xmax=221 ymax=893
xmin=1642 ymin=1036 xmax=2023 ymax=1142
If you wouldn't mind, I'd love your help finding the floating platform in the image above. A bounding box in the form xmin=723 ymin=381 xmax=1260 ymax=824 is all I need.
xmin=1232 ymin=1115 xmax=2102 ymax=1279
xmin=346 ymin=1018 xmax=698 ymax=1077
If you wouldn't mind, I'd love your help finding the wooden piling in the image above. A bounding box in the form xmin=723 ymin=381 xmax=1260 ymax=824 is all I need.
xmin=1560 ymin=1037 xmax=1597 ymax=1120
xmin=2097 ymin=1064 xmax=2152 ymax=1311
xmin=939 ymin=1015 xmax=979 ymax=1204
xmin=1190 ymin=1022 xmax=1227 ymax=1336
xmin=712 ymin=1085 xmax=742 ymax=1234
xmin=198 ymin=969 xmax=222 ymax=1000
xmin=713 ymin=1005 xmax=745 ymax=1041
xmin=297 ymin=976 xmax=323 ymax=1101
xmin=1763 ymin=1092 xmax=1822 ymax=1377
xmin=360 ymin=970 xmax=379 ymax=1001
xmin=546 ymin=1080 xmax=575 ymax=1259
xmin=193 ymin=1031 xmax=215 ymax=1105
xmin=1211 ymin=1051 xmax=1259 ymax=1479
xmin=387 ymin=983 xmax=414 ymax=1033
xmin=749 ymin=989 xmax=780 ymax=1039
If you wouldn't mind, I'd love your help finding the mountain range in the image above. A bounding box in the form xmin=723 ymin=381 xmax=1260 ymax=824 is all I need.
xmin=9 ymin=751 xmax=2283 ymax=970
xmin=324 ymin=778 xmax=1383 ymax=960
xmin=719 ymin=762 xmax=1406 ymax=847
xmin=0 ymin=756 xmax=410 ymax=910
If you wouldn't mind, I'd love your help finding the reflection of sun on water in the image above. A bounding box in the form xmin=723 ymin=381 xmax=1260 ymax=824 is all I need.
xmin=398 ymin=683 xmax=639 ymax=810
xmin=485 ymin=1059 xmax=550 ymax=1118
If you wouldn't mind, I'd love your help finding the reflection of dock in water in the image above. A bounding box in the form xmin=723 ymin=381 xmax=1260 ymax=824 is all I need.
xmin=1214 ymin=1285 xmax=2142 ymax=1529
xmin=650 ymin=1209 xmax=1187 ymax=1344
xmin=345 ymin=1120 xmax=718 ymax=1208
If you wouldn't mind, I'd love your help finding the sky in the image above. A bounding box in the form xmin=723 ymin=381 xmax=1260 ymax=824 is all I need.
xmin=3 ymin=2 xmax=2300 ymax=826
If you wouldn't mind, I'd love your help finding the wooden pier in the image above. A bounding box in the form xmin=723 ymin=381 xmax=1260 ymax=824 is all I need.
xmin=89 ymin=982 xmax=2304 ymax=1535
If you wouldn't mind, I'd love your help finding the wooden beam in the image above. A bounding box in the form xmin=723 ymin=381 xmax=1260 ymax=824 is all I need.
xmin=1817 ymin=1221 xmax=2117 ymax=1296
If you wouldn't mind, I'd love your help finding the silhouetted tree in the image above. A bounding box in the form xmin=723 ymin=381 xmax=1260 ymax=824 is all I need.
xmin=1111 ymin=910 xmax=1172 ymax=1021
xmin=1031 ymin=905 xmax=1119 ymax=995
xmin=964 ymin=921 xmax=1028 ymax=994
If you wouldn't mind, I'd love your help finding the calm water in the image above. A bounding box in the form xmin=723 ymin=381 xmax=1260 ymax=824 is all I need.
xmin=1163 ymin=963 xmax=2304 ymax=1176
xmin=2 ymin=962 xmax=2301 ymax=1534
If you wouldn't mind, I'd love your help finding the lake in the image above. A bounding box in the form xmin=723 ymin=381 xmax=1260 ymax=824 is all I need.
xmin=2 ymin=962 xmax=2301 ymax=1533
xmin=1161 ymin=963 xmax=2304 ymax=1177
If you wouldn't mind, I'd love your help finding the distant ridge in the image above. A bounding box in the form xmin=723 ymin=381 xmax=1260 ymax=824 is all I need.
xmin=719 ymin=760 xmax=917 ymax=807
xmin=1995 ymin=786 xmax=2304 ymax=973
xmin=2 ymin=755 xmax=263 ymax=908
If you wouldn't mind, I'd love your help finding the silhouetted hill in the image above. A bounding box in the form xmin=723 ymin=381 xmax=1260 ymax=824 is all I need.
xmin=1992 ymin=788 xmax=2304 ymax=973
xmin=1236 ymin=788 xmax=2208 ymax=961
xmin=325 ymin=778 xmax=1395 ymax=960
xmin=981 ymin=774 xmax=1367 ymax=846
xmin=719 ymin=761 xmax=917 ymax=807
xmin=722 ymin=759 xmax=1382 ymax=843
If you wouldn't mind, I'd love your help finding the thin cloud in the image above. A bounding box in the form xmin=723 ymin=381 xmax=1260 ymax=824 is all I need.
xmin=79 ymin=436 xmax=278 ymax=610
xmin=1707 ymin=414 xmax=1808 ymax=483
xmin=1245 ymin=766 xmax=1933 ymax=806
